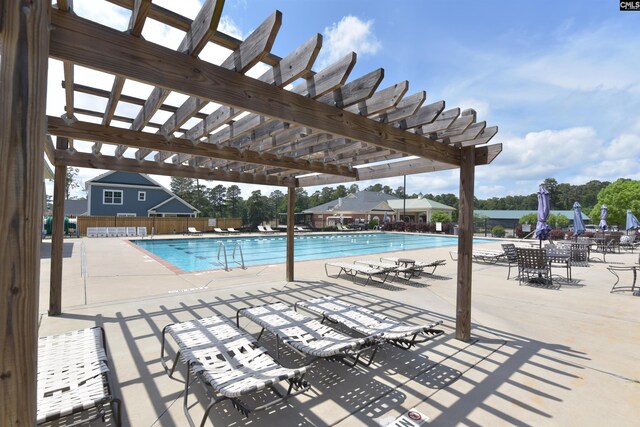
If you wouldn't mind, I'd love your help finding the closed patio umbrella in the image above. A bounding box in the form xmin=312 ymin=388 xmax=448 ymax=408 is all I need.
xmin=572 ymin=201 xmax=586 ymax=238
xmin=535 ymin=185 xmax=551 ymax=247
xmin=599 ymin=205 xmax=608 ymax=231
xmin=625 ymin=209 xmax=640 ymax=232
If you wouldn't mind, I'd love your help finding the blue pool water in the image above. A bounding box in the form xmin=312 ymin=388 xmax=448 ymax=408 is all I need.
xmin=133 ymin=232 xmax=493 ymax=272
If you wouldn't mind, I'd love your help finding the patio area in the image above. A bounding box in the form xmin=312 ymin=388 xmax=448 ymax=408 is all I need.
xmin=37 ymin=235 xmax=640 ymax=426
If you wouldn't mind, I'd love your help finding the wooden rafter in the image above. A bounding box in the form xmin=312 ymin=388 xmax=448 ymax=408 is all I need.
xmin=47 ymin=116 xmax=356 ymax=178
xmin=49 ymin=9 xmax=462 ymax=166
xmin=140 ymin=9 xmax=286 ymax=161
xmin=111 ymin=0 xmax=226 ymax=157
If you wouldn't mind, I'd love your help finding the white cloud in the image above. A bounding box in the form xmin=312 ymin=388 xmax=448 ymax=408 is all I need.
xmin=319 ymin=16 xmax=381 ymax=69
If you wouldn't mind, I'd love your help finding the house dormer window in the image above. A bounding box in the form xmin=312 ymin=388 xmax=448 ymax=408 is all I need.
xmin=138 ymin=191 xmax=146 ymax=201
xmin=103 ymin=189 xmax=123 ymax=205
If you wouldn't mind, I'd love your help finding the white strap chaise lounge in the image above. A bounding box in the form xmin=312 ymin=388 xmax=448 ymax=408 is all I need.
xmin=237 ymin=302 xmax=379 ymax=367
xmin=380 ymin=257 xmax=447 ymax=276
xmin=354 ymin=260 xmax=414 ymax=282
xmin=325 ymin=261 xmax=390 ymax=285
xmin=295 ymin=296 xmax=444 ymax=350
xmin=187 ymin=226 xmax=203 ymax=235
xmin=37 ymin=327 xmax=121 ymax=426
xmin=161 ymin=315 xmax=310 ymax=424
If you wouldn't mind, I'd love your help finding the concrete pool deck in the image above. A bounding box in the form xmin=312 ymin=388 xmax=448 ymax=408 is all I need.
xmin=38 ymin=233 xmax=640 ymax=426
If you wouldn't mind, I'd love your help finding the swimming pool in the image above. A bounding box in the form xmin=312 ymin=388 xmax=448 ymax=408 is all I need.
xmin=132 ymin=232 xmax=494 ymax=273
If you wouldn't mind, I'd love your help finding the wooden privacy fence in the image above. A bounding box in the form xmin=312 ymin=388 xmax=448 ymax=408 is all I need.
xmin=76 ymin=217 xmax=242 ymax=236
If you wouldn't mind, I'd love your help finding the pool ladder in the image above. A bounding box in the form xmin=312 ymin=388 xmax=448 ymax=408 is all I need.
xmin=215 ymin=241 xmax=246 ymax=271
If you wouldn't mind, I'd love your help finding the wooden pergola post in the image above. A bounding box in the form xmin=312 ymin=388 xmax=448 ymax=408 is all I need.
xmin=0 ymin=1 xmax=51 ymax=424
xmin=49 ymin=137 xmax=69 ymax=315
xmin=456 ymin=146 xmax=475 ymax=341
xmin=286 ymin=186 xmax=295 ymax=282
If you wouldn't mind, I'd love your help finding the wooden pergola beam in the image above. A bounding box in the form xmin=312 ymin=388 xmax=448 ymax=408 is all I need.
xmin=47 ymin=117 xmax=356 ymax=177
xmin=0 ymin=1 xmax=50 ymax=424
xmin=63 ymin=82 xmax=210 ymax=120
xmin=49 ymin=9 xmax=462 ymax=165
xmin=140 ymin=9 xmax=285 ymax=161
xmin=54 ymin=149 xmax=292 ymax=186
xmin=111 ymin=0 xmax=226 ymax=156
xmin=49 ymin=137 xmax=69 ymax=316
xmin=162 ymin=31 xmax=322 ymax=164
xmin=456 ymin=146 xmax=475 ymax=341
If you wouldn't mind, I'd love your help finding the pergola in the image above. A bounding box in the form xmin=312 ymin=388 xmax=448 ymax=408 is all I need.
xmin=0 ymin=0 xmax=501 ymax=423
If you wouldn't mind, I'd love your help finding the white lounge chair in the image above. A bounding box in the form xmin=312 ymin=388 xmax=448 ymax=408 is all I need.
xmin=107 ymin=227 xmax=118 ymax=237
xmin=294 ymin=225 xmax=311 ymax=232
xmin=325 ymin=262 xmax=389 ymax=285
xmin=213 ymin=227 xmax=227 ymax=234
xmin=257 ymin=225 xmax=270 ymax=233
xmin=86 ymin=227 xmax=98 ymax=238
xmin=116 ymin=227 xmax=127 ymax=237
xmin=265 ymin=225 xmax=278 ymax=233
xmin=237 ymin=303 xmax=378 ymax=366
xmin=37 ymin=327 xmax=121 ymax=426
xmin=227 ymin=227 xmax=240 ymax=233
xmin=187 ymin=226 xmax=203 ymax=235
xmin=126 ymin=227 xmax=137 ymax=237
xmin=380 ymin=257 xmax=447 ymax=276
xmin=136 ymin=226 xmax=147 ymax=237
xmin=354 ymin=260 xmax=414 ymax=281
xmin=161 ymin=315 xmax=310 ymax=423
xmin=296 ymin=296 xmax=444 ymax=349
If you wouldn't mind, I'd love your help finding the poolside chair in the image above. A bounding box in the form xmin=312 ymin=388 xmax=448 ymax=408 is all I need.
xmin=126 ymin=227 xmax=137 ymax=237
xmin=294 ymin=225 xmax=311 ymax=232
xmin=161 ymin=315 xmax=310 ymax=423
xmin=354 ymin=259 xmax=414 ymax=281
xmin=37 ymin=327 xmax=121 ymax=426
xmin=86 ymin=227 xmax=98 ymax=238
xmin=545 ymin=244 xmax=571 ymax=280
xmin=213 ymin=227 xmax=226 ymax=234
xmin=257 ymin=225 xmax=271 ymax=233
xmin=187 ymin=226 xmax=203 ymax=235
xmin=470 ymin=249 xmax=505 ymax=264
xmin=107 ymin=227 xmax=118 ymax=237
xmin=136 ymin=226 xmax=147 ymax=237
xmin=265 ymin=225 xmax=278 ymax=233
xmin=295 ymin=296 xmax=444 ymax=349
xmin=516 ymin=247 xmax=553 ymax=287
xmin=227 ymin=227 xmax=240 ymax=233
xmin=501 ymin=243 xmax=519 ymax=279
xmin=325 ymin=261 xmax=390 ymax=285
xmin=237 ymin=302 xmax=379 ymax=367
xmin=380 ymin=257 xmax=447 ymax=276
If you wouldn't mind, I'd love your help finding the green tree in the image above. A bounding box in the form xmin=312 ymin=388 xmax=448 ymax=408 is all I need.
xmin=246 ymin=190 xmax=268 ymax=227
xmin=268 ymin=190 xmax=286 ymax=222
xmin=548 ymin=213 xmax=569 ymax=228
xmin=295 ymin=188 xmax=310 ymax=211
xmin=334 ymin=185 xmax=348 ymax=198
xmin=430 ymin=212 xmax=450 ymax=223
xmin=65 ymin=167 xmax=81 ymax=199
xmin=519 ymin=213 xmax=538 ymax=225
xmin=395 ymin=186 xmax=405 ymax=198
xmin=208 ymin=184 xmax=226 ymax=217
xmin=226 ymin=185 xmax=242 ymax=217
xmin=542 ymin=178 xmax=559 ymax=208
xmin=348 ymin=184 xmax=359 ymax=194
xmin=588 ymin=179 xmax=640 ymax=227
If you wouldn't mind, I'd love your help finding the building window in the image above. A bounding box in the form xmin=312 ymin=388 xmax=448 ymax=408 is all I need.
xmin=103 ymin=190 xmax=123 ymax=205
xmin=138 ymin=191 xmax=146 ymax=201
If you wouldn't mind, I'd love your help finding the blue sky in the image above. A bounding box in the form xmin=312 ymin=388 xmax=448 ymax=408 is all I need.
xmin=48 ymin=0 xmax=640 ymax=200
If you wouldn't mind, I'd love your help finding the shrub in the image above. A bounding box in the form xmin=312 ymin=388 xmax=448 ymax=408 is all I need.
xmin=323 ymin=226 xmax=337 ymax=232
xmin=369 ymin=219 xmax=379 ymax=229
xmin=406 ymin=223 xmax=417 ymax=232
xmin=392 ymin=221 xmax=406 ymax=232
xmin=548 ymin=228 xmax=565 ymax=240
xmin=491 ymin=225 xmax=505 ymax=237
xmin=514 ymin=224 xmax=524 ymax=238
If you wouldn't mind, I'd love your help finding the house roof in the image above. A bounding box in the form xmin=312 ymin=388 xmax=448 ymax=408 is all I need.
xmin=387 ymin=198 xmax=455 ymax=211
xmin=474 ymin=210 xmax=590 ymax=221
xmin=64 ymin=199 xmax=88 ymax=216
xmin=303 ymin=191 xmax=397 ymax=214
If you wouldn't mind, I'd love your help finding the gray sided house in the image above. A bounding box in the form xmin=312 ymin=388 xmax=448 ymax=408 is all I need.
xmin=303 ymin=191 xmax=396 ymax=228
xmin=86 ymin=171 xmax=198 ymax=217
